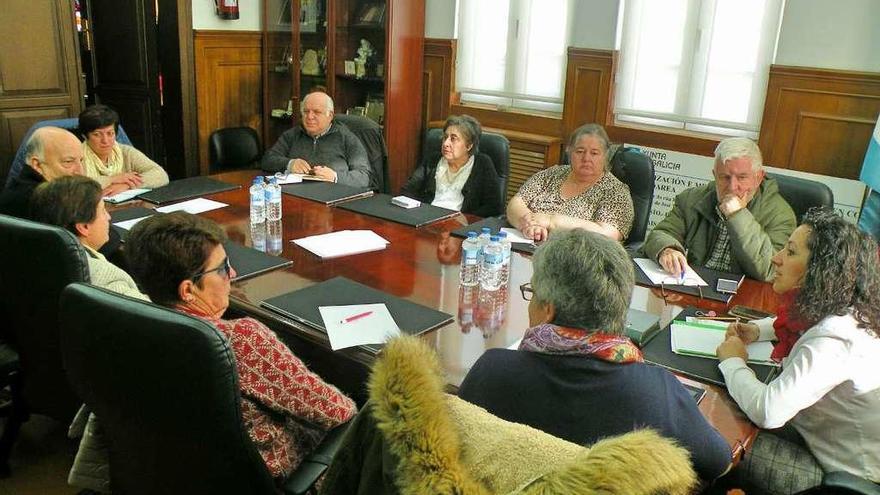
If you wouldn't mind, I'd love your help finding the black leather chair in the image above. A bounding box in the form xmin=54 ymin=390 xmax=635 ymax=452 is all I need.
xmin=609 ymin=147 xmax=656 ymax=249
xmin=0 ymin=214 xmax=87 ymax=424
xmin=208 ymin=126 xmax=262 ymax=172
xmin=767 ymin=173 xmax=834 ymax=223
xmin=0 ymin=338 xmax=23 ymax=477
xmin=795 ymin=471 xmax=880 ymax=494
xmin=422 ymin=127 xmax=511 ymax=207
xmin=334 ymin=114 xmax=388 ymax=192
xmin=59 ymin=283 xmax=349 ymax=495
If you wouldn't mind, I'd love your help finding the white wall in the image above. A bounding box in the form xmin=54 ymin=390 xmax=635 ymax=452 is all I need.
xmin=192 ymin=0 xmax=262 ymax=31
xmin=424 ymin=0 xmax=880 ymax=72
xmin=775 ymin=0 xmax=880 ymax=72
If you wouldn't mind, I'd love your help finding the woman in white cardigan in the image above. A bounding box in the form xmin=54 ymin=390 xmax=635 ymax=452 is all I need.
xmin=717 ymin=207 xmax=880 ymax=494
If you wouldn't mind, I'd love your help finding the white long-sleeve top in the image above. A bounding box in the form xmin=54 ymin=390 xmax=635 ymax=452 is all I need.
xmin=719 ymin=313 xmax=880 ymax=481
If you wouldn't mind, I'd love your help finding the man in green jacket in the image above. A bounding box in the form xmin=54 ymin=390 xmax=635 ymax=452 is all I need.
xmin=642 ymin=137 xmax=795 ymax=282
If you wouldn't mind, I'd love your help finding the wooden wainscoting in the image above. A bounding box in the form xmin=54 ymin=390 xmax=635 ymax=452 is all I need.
xmin=422 ymin=38 xmax=456 ymax=127
xmin=485 ymin=127 xmax=563 ymax=202
xmin=194 ymin=30 xmax=263 ymax=174
xmin=759 ymin=65 xmax=880 ymax=180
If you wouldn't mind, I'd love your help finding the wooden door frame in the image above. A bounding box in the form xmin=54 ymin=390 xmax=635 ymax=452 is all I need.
xmin=172 ymin=1 xmax=199 ymax=177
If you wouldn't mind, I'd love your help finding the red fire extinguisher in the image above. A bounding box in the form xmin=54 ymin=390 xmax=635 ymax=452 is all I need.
xmin=214 ymin=0 xmax=239 ymax=20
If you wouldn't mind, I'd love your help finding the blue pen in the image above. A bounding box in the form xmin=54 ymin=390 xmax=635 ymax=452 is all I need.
xmin=679 ymin=269 xmax=686 ymax=284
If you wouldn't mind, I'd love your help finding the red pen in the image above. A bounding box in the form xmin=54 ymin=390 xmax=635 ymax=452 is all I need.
xmin=340 ymin=311 xmax=373 ymax=324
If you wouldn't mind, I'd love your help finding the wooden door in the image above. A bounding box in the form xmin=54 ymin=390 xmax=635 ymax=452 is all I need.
xmin=86 ymin=0 xmax=164 ymax=163
xmin=0 ymin=0 xmax=83 ymax=184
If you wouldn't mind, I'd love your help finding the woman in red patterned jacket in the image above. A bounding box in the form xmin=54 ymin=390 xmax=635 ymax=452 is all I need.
xmin=126 ymin=211 xmax=356 ymax=479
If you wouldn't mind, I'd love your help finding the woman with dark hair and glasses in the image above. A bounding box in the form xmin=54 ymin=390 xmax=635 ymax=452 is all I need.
xmin=401 ymin=114 xmax=502 ymax=217
xmin=717 ymin=208 xmax=880 ymax=494
xmin=458 ymin=229 xmax=731 ymax=482
xmin=126 ymin=212 xmax=356 ymax=480
xmin=78 ymin=104 xmax=169 ymax=197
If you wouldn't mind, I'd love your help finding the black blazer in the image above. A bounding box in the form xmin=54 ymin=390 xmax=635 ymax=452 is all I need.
xmin=400 ymin=152 xmax=502 ymax=217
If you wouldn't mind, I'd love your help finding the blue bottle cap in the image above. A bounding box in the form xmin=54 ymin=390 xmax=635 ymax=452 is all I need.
xmin=467 ymin=231 xmax=477 ymax=238
xmin=490 ymin=235 xmax=500 ymax=242
xmin=481 ymin=227 xmax=491 ymax=234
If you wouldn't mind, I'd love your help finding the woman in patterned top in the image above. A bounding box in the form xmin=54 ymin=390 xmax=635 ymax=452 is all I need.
xmin=507 ymin=123 xmax=633 ymax=241
xmin=126 ymin=212 xmax=356 ymax=480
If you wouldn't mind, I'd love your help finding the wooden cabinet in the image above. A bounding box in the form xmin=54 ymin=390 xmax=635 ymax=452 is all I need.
xmin=262 ymin=0 xmax=425 ymax=192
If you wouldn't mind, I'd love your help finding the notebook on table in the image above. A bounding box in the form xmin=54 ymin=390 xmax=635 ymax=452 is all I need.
xmin=642 ymin=307 xmax=778 ymax=386
xmin=631 ymin=258 xmax=745 ymax=304
xmin=281 ymin=182 xmax=373 ymax=205
xmin=260 ymin=276 xmax=454 ymax=350
xmin=336 ymin=194 xmax=460 ymax=228
xmin=138 ymin=177 xmax=239 ymax=205
xmin=450 ymin=216 xmax=536 ymax=255
xmin=223 ymin=241 xmax=292 ymax=281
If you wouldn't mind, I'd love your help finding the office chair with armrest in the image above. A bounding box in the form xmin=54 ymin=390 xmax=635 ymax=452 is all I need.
xmin=208 ymin=126 xmax=262 ymax=172
xmin=0 ymin=337 xmax=24 ymax=477
xmin=423 ymin=127 xmax=510 ymax=212
xmin=609 ymin=147 xmax=655 ymax=250
xmin=767 ymin=173 xmax=834 ymax=223
xmin=333 ymin=114 xmax=388 ymax=193
xmin=59 ymin=283 xmax=348 ymax=495
xmin=0 ymin=214 xmax=87 ymax=423
xmin=4 ymin=118 xmax=133 ymax=189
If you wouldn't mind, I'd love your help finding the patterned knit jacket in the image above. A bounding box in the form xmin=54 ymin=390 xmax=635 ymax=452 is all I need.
xmin=181 ymin=309 xmax=357 ymax=478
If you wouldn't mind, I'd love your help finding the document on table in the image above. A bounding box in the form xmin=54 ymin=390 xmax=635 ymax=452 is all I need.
xmin=292 ymin=230 xmax=389 ymax=258
xmin=633 ymin=258 xmax=708 ymax=286
xmin=319 ymin=303 xmax=401 ymax=350
xmin=113 ymin=216 xmax=151 ymax=231
xmin=500 ymin=227 xmax=534 ymax=245
xmin=155 ymin=198 xmax=228 ymax=214
xmin=103 ymin=188 xmax=150 ymax=204
xmin=670 ymin=321 xmax=778 ymax=366
xmin=272 ymin=173 xmax=303 ymax=185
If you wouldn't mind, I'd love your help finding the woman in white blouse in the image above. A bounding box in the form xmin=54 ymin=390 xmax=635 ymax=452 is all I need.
xmin=717 ymin=207 xmax=880 ymax=494
xmin=401 ymin=115 xmax=501 ymax=217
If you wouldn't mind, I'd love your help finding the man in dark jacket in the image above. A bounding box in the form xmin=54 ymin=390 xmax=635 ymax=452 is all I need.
xmin=261 ymin=91 xmax=372 ymax=187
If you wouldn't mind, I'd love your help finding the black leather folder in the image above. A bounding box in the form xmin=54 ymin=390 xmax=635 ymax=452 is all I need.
xmin=450 ymin=216 xmax=536 ymax=254
xmin=336 ymin=194 xmax=460 ymax=227
xmin=281 ymin=182 xmax=373 ymax=205
xmin=642 ymin=307 xmax=778 ymax=386
xmin=260 ymin=276 xmax=454 ymax=340
xmin=224 ymin=241 xmax=292 ymax=281
xmin=110 ymin=207 xmax=156 ymax=241
xmin=138 ymin=177 xmax=239 ymax=205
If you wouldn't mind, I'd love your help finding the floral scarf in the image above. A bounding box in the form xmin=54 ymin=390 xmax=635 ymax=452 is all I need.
xmin=519 ymin=323 xmax=643 ymax=363
xmin=771 ymin=290 xmax=811 ymax=362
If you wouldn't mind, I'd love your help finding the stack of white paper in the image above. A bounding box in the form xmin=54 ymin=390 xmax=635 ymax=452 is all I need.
xmin=156 ymin=198 xmax=228 ymax=214
xmin=103 ymin=188 xmax=150 ymax=204
xmin=633 ymin=258 xmax=708 ymax=286
xmin=670 ymin=321 xmax=778 ymax=366
xmin=319 ymin=303 xmax=401 ymax=350
xmin=500 ymin=227 xmax=535 ymax=245
xmin=293 ymin=230 xmax=389 ymax=258
xmin=113 ymin=215 xmax=152 ymax=231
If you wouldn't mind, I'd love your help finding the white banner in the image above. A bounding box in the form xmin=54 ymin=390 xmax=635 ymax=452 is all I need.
xmin=626 ymin=145 xmax=866 ymax=229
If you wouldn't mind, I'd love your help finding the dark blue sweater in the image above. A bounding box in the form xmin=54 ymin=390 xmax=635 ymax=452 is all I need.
xmin=458 ymin=348 xmax=731 ymax=480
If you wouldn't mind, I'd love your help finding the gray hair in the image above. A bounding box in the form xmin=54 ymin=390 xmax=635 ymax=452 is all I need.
xmin=443 ymin=114 xmax=482 ymax=156
xmin=566 ymin=123 xmax=612 ymax=169
xmin=25 ymin=129 xmax=48 ymax=162
xmin=300 ymin=91 xmax=334 ymax=115
xmin=714 ymin=137 xmax=762 ymax=172
xmin=531 ymin=229 xmax=634 ymax=334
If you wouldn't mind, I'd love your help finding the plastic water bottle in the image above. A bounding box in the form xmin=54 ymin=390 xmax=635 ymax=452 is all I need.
xmin=249 ymin=176 xmax=265 ymax=224
xmin=480 ymin=235 xmax=504 ymax=291
xmin=265 ymin=177 xmax=282 ymax=221
xmin=477 ymin=227 xmax=492 ymax=261
xmin=250 ymin=222 xmax=266 ymax=252
xmin=497 ymin=230 xmax=512 ymax=285
xmin=266 ymin=219 xmax=283 ymax=256
xmin=459 ymin=231 xmax=480 ymax=286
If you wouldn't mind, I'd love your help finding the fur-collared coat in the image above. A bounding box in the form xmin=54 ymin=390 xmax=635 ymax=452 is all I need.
xmin=320 ymin=336 xmax=698 ymax=494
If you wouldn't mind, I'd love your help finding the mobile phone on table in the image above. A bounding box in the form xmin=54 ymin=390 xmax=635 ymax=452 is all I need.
xmin=728 ymin=305 xmax=774 ymax=321
xmin=716 ymin=278 xmax=740 ymax=294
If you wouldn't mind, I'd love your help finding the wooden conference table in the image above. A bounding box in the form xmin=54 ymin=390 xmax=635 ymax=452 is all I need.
xmin=119 ymin=169 xmax=782 ymax=462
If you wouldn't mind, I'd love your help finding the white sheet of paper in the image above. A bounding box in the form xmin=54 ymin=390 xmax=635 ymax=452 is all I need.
xmin=633 ymin=258 xmax=708 ymax=286
xmin=319 ymin=303 xmax=401 ymax=351
xmin=671 ymin=322 xmax=777 ymax=366
xmin=500 ymin=227 xmax=534 ymax=245
xmin=684 ymin=317 xmax=730 ymax=330
xmin=103 ymin=188 xmax=150 ymax=204
xmin=507 ymin=337 xmax=522 ymax=350
xmin=272 ymin=173 xmax=303 ymax=185
xmin=155 ymin=198 xmax=228 ymax=214
xmin=293 ymin=230 xmax=389 ymax=258
xmin=113 ymin=215 xmax=151 ymax=231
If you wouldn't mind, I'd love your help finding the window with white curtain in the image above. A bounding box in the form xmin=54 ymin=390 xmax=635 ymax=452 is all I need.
xmin=615 ymin=0 xmax=783 ymax=137
xmin=456 ymin=0 xmax=573 ymax=115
